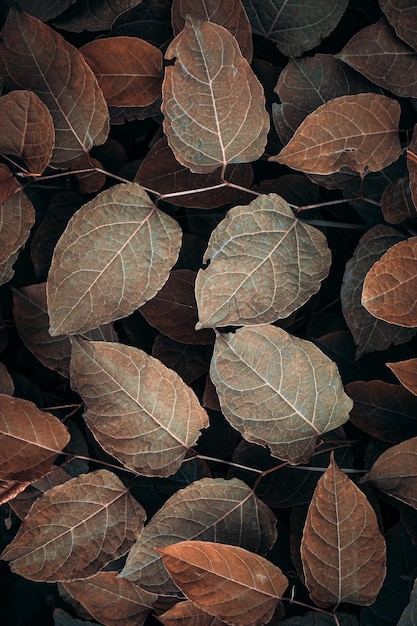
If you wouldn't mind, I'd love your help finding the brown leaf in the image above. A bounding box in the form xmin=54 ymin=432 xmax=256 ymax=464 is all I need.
xmin=135 ymin=137 xmax=253 ymax=210
xmin=162 ymin=16 xmax=269 ymax=174
xmin=195 ymin=193 xmax=331 ymax=328
xmin=0 ymin=394 xmax=70 ymax=481
xmin=362 ymin=237 xmax=417 ymax=327
xmin=346 ymin=380 xmax=417 ymax=443
xmin=381 ymin=177 xmax=417 ymax=224
xmin=81 ymin=36 xmax=162 ymax=107
xmin=0 ymin=90 xmax=54 ymax=174
xmin=380 ymin=0 xmax=417 ymax=52
xmin=0 ymin=188 xmax=35 ymax=287
xmin=171 ymin=0 xmax=253 ymax=62
xmin=341 ymin=225 xmax=415 ymax=358
xmin=159 ymin=600 xmax=228 ymax=625
xmin=7 ymin=1 xmax=76 ymax=21
xmin=407 ymin=132 xmax=417 ymax=209
xmin=152 ymin=336 xmax=213 ymax=385
xmin=386 ymin=358 xmax=417 ymax=396
xmin=241 ymin=0 xmax=347 ymax=57
xmin=9 ymin=467 xmax=72 ymax=520
xmin=361 ymin=437 xmax=417 ymax=509
xmin=140 ymin=270 xmax=214 ymax=345
xmin=1 ymin=469 xmax=145 ymax=582
xmin=0 ymin=164 xmax=19 ymax=203
xmin=70 ymin=155 xmax=106 ymax=194
xmin=121 ymin=477 xmax=277 ymax=595
xmin=210 ymin=325 xmax=352 ymax=465
xmin=53 ymin=0 xmax=144 ymax=32
xmin=62 ymin=572 xmax=157 ymax=626
xmin=301 ymin=455 xmax=386 ymax=607
xmin=70 ymin=338 xmax=209 ymax=477
xmin=0 ymin=362 xmax=14 ymax=396
xmin=47 ymin=182 xmax=182 ymax=336
xmin=0 ymin=8 xmax=109 ymax=167
xmin=270 ymin=94 xmax=401 ymax=175
xmin=157 ymin=541 xmax=288 ymax=626
xmin=337 ymin=18 xmax=417 ymax=98
xmin=0 ymin=479 xmax=30 ymax=507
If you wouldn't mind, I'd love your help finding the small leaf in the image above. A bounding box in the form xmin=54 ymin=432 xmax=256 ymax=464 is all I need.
xmin=70 ymin=155 xmax=106 ymax=194
xmin=362 ymin=237 xmax=417 ymax=327
xmin=0 ymin=362 xmax=14 ymax=396
xmin=1 ymin=469 xmax=145 ymax=582
xmin=386 ymin=358 xmax=417 ymax=396
xmin=0 ymin=188 xmax=35 ymax=287
xmin=159 ymin=600 xmax=229 ymax=625
xmin=0 ymin=394 xmax=70 ymax=481
xmin=157 ymin=541 xmax=288 ymax=626
xmin=0 ymin=164 xmax=18 ymax=203
xmin=397 ymin=577 xmax=417 ymax=626
xmin=47 ymin=182 xmax=182 ymax=336
xmin=62 ymin=572 xmax=157 ymax=626
xmin=162 ymin=16 xmax=269 ymax=174
xmin=70 ymin=338 xmax=209 ymax=477
xmin=195 ymin=193 xmax=331 ymax=328
xmin=301 ymin=455 xmax=386 ymax=607
xmin=270 ymin=94 xmax=401 ymax=175
xmin=210 ymin=325 xmax=352 ymax=465
xmin=380 ymin=176 xmax=417 ymax=224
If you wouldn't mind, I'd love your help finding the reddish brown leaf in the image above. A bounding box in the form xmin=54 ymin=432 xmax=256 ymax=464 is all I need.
xmin=202 ymin=375 xmax=221 ymax=411
xmin=301 ymin=455 xmax=386 ymax=607
xmin=271 ymin=94 xmax=401 ymax=175
xmin=8 ymin=1 xmax=76 ymax=21
xmin=171 ymin=0 xmax=253 ymax=62
xmin=0 ymin=394 xmax=70 ymax=481
xmin=162 ymin=16 xmax=269 ymax=174
xmin=9 ymin=467 xmax=72 ymax=520
xmin=0 ymin=480 xmax=30 ymax=507
xmin=159 ymin=600 xmax=227 ymax=625
xmin=346 ymin=380 xmax=417 ymax=443
xmin=0 ymin=363 xmax=14 ymax=396
xmin=53 ymin=0 xmax=145 ymax=32
xmin=157 ymin=541 xmax=288 ymax=626
xmin=337 ymin=18 xmax=417 ymax=98
xmin=0 ymin=90 xmax=54 ymax=174
xmin=0 ymin=188 xmax=35 ymax=287
xmin=1 ymin=469 xmax=145 ymax=581
xmin=381 ymin=177 xmax=417 ymax=224
xmin=152 ymin=336 xmax=213 ymax=385
xmin=81 ymin=36 xmax=162 ymax=107
xmin=386 ymin=358 xmax=417 ymax=396
xmin=63 ymin=572 xmax=157 ymax=626
xmin=70 ymin=156 xmax=106 ymax=194
xmin=0 ymin=8 xmax=109 ymax=167
xmin=362 ymin=237 xmax=417 ymax=327
xmin=380 ymin=0 xmax=417 ymax=52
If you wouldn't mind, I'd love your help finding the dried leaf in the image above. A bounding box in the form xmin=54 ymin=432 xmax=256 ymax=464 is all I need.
xmin=0 ymin=479 xmax=30 ymax=507
xmin=386 ymin=358 xmax=417 ymax=396
xmin=10 ymin=467 xmax=72 ymax=520
xmin=157 ymin=541 xmax=288 ymax=626
xmin=301 ymin=455 xmax=386 ymax=607
xmin=0 ymin=188 xmax=35 ymax=286
xmin=241 ymin=0 xmax=347 ymax=57
xmin=0 ymin=362 xmax=14 ymax=396
xmin=271 ymin=94 xmax=401 ymax=175
xmin=0 ymin=8 xmax=109 ymax=167
xmin=337 ymin=18 xmax=417 ymax=98
xmin=81 ymin=36 xmax=162 ymax=107
xmin=0 ymin=90 xmax=54 ymax=174
xmin=341 ymin=225 xmax=415 ymax=358
xmin=47 ymin=182 xmax=182 ymax=336
xmin=121 ymin=477 xmax=277 ymax=595
xmin=195 ymin=193 xmax=331 ymax=328
xmin=171 ymin=0 xmax=253 ymax=62
xmin=53 ymin=0 xmax=144 ymax=32
xmin=159 ymin=600 xmax=228 ymax=625
xmin=362 ymin=237 xmax=417 ymax=327
xmin=210 ymin=325 xmax=352 ymax=465
xmin=162 ymin=16 xmax=269 ymax=174
xmin=0 ymin=394 xmax=70 ymax=481
xmin=1 ymin=469 xmax=145 ymax=581
xmin=62 ymin=572 xmax=157 ymax=626
xmin=70 ymin=338 xmax=209 ymax=477
xmin=380 ymin=176 xmax=417 ymax=224
xmin=0 ymin=164 xmax=19 ymax=203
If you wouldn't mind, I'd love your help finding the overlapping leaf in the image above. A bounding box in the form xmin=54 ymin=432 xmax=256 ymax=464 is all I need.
xmin=1 ymin=470 xmax=145 ymax=581
xmin=380 ymin=177 xmax=417 ymax=224
xmin=0 ymin=188 xmax=35 ymax=287
xmin=0 ymin=363 xmax=14 ymax=396
xmin=110 ymin=0 xmax=173 ymax=51
xmin=53 ymin=0 xmax=144 ymax=32
xmin=195 ymin=193 xmax=331 ymax=328
xmin=161 ymin=16 xmax=269 ymax=174
xmin=301 ymin=455 xmax=386 ymax=607
xmin=386 ymin=358 xmax=417 ymax=396
xmin=152 ymin=336 xmax=213 ymax=385
xmin=210 ymin=325 xmax=353 ymax=464
xmin=121 ymin=477 xmax=277 ymax=595
xmin=0 ymin=8 xmax=109 ymax=167
xmin=271 ymin=94 xmax=401 ymax=175
xmin=157 ymin=541 xmax=288 ymax=626
xmin=159 ymin=600 xmax=228 ymax=626
xmin=47 ymin=182 xmax=182 ymax=336
xmin=70 ymin=338 xmax=209 ymax=477
xmin=362 ymin=237 xmax=417 ymax=327
xmin=398 ymin=577 xmax=417 ymax=626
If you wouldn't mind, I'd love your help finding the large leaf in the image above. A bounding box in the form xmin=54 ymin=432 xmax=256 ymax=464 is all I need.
xmin=47 ymin=182 xmax=182 ymax=336
xmin=121 ymin=477 xmax=277 ymax=595
xmin=301 ymin=455 xmax=386 ymax=607
xmin=0 ymin=394 xmax=70 ymax=481
xmin=70 ymin=338 xmax=209 ymax=477
xmin=270 ymin=94 xmax=401 ymax=175
xmin=380 ymin=0 xmax=417 ymax=52
xmin=161 ymin=16 xmax=269 ymax=174
xmin=241 ymin=0 xmax=347 ymax=57
xmin=0 ymin=8 xmax=109 ymax=167
xmin=0 ymin=187 xmax=35 ymax=286
xmin=157 ymin=541 xmax=288 ymax=626
xmin=1 ymin=469 xmax=145 ymax=582
xmin=0 ymin=90 xmax=54 ymax=174
xmin=362 ymin=237 xmax=417 ymax=327
xmin=210 ymin=325 xmax=353 ymax=465
xmin=195 ymin=193 xmax=331 ymax=328
xmin=52 ymin=0 xmax=145 ymax=32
